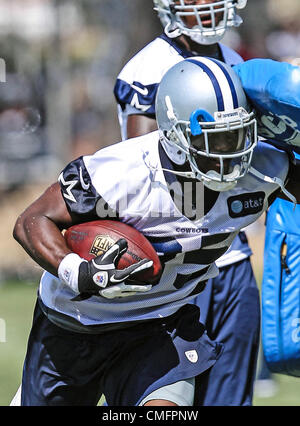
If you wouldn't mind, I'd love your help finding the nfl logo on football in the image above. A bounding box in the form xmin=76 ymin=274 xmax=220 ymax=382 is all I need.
xmin=90 ymin=235 xmax=115 ymax=257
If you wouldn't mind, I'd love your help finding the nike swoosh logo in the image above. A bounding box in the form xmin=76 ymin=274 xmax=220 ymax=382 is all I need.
xmin=110 ymin=274 xmax=123 ymax=283
xmin=131 ymin=83 xmax=149 ymax=96
xmin=79 ymin=167 xmax=90 ymax=190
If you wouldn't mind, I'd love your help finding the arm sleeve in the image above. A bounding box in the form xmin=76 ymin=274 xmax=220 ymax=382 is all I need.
xmin=113 ymin=78 xmax=157 ymax=117
xmin=58 ymin=156 xmax=103 ymax=222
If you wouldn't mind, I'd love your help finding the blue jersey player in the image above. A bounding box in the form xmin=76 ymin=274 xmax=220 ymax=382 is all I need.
xmin=13 ymin=57 xmax=300 ymax=406
xmin=234 ymin=57 xmax=300 ymax=377
xmin=113 ymin=0 xmax=259 ymax=406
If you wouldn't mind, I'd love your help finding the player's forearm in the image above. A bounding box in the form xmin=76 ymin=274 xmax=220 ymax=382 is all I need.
xmin=13 ymin=182 xmax=74 ymax=276
xmin=13 ymin=213 xmax=72 ymax=276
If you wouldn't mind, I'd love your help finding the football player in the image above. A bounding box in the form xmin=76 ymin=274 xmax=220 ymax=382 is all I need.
xmin=13 ymin=58 xmax=300 ymax=406
xmin=113 ymin=0 xmax=259 ymax=406
xmin=235 ymin=57 xmax=300 ymax=378
xmin=9 ymin=0 xmax=253 ymax=407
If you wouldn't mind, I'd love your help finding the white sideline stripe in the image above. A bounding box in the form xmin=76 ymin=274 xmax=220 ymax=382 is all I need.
xmin=199 ymin=57 xmax=234 ymax=111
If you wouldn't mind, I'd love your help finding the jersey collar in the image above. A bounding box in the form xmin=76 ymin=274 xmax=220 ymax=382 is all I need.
xmin=158 ymin=33 xmax=224 ymax=61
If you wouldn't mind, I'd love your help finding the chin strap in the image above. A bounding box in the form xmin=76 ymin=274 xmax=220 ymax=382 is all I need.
xmin=249 ymin=166 xmax=297 ymax=207
xmin=164 ymin=23 xmax=182 ymax=39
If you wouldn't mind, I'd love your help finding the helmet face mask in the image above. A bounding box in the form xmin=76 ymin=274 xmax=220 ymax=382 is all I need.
xmin=187 ymin=110 xmax=257 ymax=190
xmin=155 ymin=57 xmax=257 ymax=191
xmin=153 ymin=0 xmax=247 ymax=45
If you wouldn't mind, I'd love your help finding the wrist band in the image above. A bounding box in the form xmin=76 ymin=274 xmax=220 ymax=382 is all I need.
xmin=58 ymin=253 xmax=85 ymax=293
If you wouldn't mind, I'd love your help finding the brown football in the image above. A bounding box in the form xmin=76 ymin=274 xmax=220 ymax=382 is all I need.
xmin=64 ymin=220 xmax=162 ymax=284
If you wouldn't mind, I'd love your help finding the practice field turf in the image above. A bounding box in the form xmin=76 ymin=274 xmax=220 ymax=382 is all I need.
xmin=0 ymin=280 xmax=37 ymax=405
xmin=0 ymin=280 xmax=299 ymax=406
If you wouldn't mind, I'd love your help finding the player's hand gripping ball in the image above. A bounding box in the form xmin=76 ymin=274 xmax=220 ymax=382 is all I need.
xmin=64 ymin=220 xmax=162 ymax=299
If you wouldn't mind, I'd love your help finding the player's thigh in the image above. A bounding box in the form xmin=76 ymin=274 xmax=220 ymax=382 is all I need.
xmin=224 ymin=258 xmax=260 ymax=341
xmin=194 ymin=260 xmax=260 ymax=406
xmin=10 ymin=385 xmax=21 ymax=406
xmin=104 ymin=305 xmax=222 ymax=406
xmin=209 ymin=258 xmax=260 ymax=340
xmin=21 ymin=301 xmax=107 ymax=406
xmin=140 ymin=378 xmax=195 ymax=406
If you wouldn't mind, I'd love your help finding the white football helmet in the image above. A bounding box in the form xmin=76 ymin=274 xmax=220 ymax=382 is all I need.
xmin=155 ymin=57 xmax=257 ymax=191
xmin=153 ymin=0 xmax=247 ymax=45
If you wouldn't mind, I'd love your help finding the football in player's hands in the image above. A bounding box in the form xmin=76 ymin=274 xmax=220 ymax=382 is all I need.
xmin=64 ymin=220 xmax=162 ymax=284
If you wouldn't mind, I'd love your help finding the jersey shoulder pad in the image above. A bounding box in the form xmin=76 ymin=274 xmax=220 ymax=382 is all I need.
xmin=114 ymin=37 xmax=183 ymax=113
xmin=83 ymin=133 xmax=160 ymax=212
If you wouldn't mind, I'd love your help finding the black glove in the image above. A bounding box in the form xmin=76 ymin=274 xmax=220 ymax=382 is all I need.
xmin=76 ymin=238 xmax=153 ymax=299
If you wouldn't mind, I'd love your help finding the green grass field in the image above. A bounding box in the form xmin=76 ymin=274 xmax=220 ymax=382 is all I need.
xmin=0 ymin=280 xmax=37 ymax=405
xmin=0 ymin=279 xmax=300 ymax=406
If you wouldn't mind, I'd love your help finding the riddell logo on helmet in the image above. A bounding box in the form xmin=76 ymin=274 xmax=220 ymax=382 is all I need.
xmin=220 ymin=112 xmax=239 ymax=118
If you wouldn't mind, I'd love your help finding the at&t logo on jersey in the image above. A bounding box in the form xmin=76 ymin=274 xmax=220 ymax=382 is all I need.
xmin=227 ymin=192 xmax=265 ymax=218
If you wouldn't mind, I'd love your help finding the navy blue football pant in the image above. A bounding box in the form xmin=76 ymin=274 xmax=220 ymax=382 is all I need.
xmin=193 ymin=257 xmax=260 ymax=406
xmin=20 ymin=258 xmax=259 ymax=406
xmin=20 ymin=301 xmax=222 ymax=406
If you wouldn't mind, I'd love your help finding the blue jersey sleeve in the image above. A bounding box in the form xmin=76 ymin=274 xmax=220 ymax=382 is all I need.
xmin=58 ymin=156 xmax=103 ymax=222
xmin=113 ymin=79 xmax=157 ymax=116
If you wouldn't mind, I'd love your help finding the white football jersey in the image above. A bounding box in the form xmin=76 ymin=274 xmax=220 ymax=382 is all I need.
xmin=114 ymin=34 xmax=243 ymax=140
xmin=39 ymin=131 xmax=289 ymax=325
xmin=114 ymin=33 xmax=251 ymax=267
